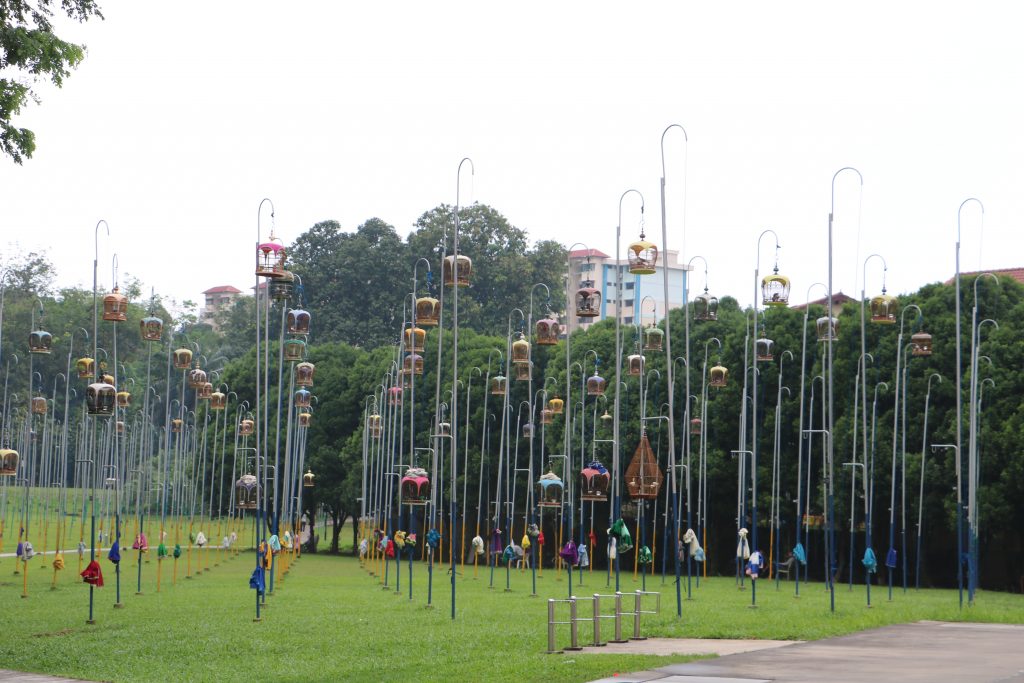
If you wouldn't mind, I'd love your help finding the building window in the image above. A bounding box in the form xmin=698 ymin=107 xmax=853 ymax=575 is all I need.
xmin=625 ymin=282 xmax=634 ymax=290
xmin=623 ymin=316 xmax=633 ymax=324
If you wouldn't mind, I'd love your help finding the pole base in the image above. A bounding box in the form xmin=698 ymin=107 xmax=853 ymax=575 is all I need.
xmin=504 ymin=589 xmax=512 ymax=593
xmin=565 ymin=647 xmax=583 ymax=651
xmin=50 ymin=586 xmax=58 ymax=591
xmin=86 ymin=620 xmax=96 ymax=625
xmin=113 ymin=603 xmax=124 ymax=609
xmin=135 ymin=592 xmax=144 ymax=596
xmin=610 ymin=639 xmax=629 ymax=644
xmin=253 ymin=617 xmax=262 ymax=623
xmin=21 ymin=594 xmax=28 ymax=599
xmin=185 ymin=576 xmax=192 ymax=580
xmin=630 ymin=637 xmax=648 ymax=641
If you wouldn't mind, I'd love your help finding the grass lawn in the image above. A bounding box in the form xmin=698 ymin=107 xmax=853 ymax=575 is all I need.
xmin=0 ymin=549 xmax=1021 ymax=682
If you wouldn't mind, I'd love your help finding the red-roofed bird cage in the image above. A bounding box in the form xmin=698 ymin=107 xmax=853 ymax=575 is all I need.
xmin=102 ymin=287 xmax=128 ymax=322
xmin=625 ymin=432 xmax=663 ymax=500
xmin=709 ymin=364 xmax=729 ymax=388
xmin=256 ymin=236 xmax=286 ymax=278
xmin=415 ymin=296 xmax=440 ymax=326
xmin=0 ymin=449 xmax=19 ymax=476
xmin=404 ymin=326 xmax=426 ymax=353
xmin=140 ymin=315 xmax=163 ymax=343
xmin=76 ymin=357 xmax=95 ymax=379
xmin=295 ymin=361 xmax=315 ymax=387
xmin=575 ymin=280 xmax=602 ymax=319
xmin=627 ymin=234 xmax=658 ymax=275
xmin=287 ymin=308 xmax=311 ymax=335
xmin=236 ymin=474 xmax=259 ymax=510
xmin=388 ymin=386 xmax=403 ymax=406
xmin=173 ymin=348 xmax=192 ymax=371
xmin=239 ymin=418 xmax=255 ymax=436
xmin=401 ymin=467 xmax=430 ymax=505
xmin=817 ymin=316 xmax=839 ymax=343
xmin=693 ymin=289 xmax=719 ymax=321
xmin=580 ymin=461 xmax=610 ymax=502
xmin=442 ymin=254 xmax=472 ymax=287
xmin=870 ymin=291 xmax=898 ymax=324
xmin=911 ymin=331 xmax=933 ymax=357
xmin=536 ymin=316 xmax=559 ymax=346
xmin=536 ymin=472 xmax=563 ymax=508
xmin=761 ymin=269 xmax=791 ymax=307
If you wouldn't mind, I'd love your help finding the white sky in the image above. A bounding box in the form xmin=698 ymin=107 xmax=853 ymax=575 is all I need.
xmin=2 ymin=1 xmax=1021 ymax=314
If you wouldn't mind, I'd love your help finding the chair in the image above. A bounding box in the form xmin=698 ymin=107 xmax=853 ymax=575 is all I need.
xmin=775 ymin=554 xmax=796 ymax=579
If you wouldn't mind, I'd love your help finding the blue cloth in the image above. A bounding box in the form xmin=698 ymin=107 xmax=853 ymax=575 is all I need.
xmin=793 ymin=542 xmax=807 ymax=565
xmin=863 ymin=547 xmax=878 ymax=573
xmin=427 ymin=529 xmax=441 ymax=549
xmin=885 ymin=547 xmax=897 ymax=569
xmin=249 ymin=568 xmax=265 ymax=594
xmin=586 ymin=461 xmax=608 ymax=474
xmin=108 ymin=540 xmax=121 ymax=564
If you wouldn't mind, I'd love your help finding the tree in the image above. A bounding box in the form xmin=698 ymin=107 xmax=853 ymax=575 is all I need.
xmin=1 ymin=0 xmax=104 ymax=163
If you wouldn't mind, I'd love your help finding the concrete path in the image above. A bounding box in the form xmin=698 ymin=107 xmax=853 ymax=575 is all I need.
xmin=588 ymin=621 xmax=1024 ymax=682
xmin=0 ymin=671 xmax=93 ymax=682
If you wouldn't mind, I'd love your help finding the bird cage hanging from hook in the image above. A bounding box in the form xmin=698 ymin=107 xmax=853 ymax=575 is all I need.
xmin=548 ymin=396 xmax=564 ymax=414
xmin=415 ymin=296 xmax=440 ymax=326
xmin=587 ymin=372 xmax=607 ymax=396
xmin=287 ymin=308 xmax=311 ymax=335
xmin=197 ymin=382 xmax=213 ymax=400
xmin=116 ymin=390 xmax=131 ymax=408
xmin=693 ymin=290 xmax=719 ymax=321
xmin=690 ymin=417 xmax=702 ymax=435
xmin=535 ymin=316 xmax=560 ymax=346
xmin=442 ymin=254 xmax=472 ymax=287
xmin=368 ymin=413 xmax=382 ymax=438
xmin=303 ymin=469 xmax=315 ymax=488
xmin=188 ymin=367 xmax=207 ymax=389
xmin=816 ymin=316 xmax=839 ymax=343
xmin=536 ymin=472 xmax=563 ymax=508
xmin=540 ymin=408 xmax=554 ymax=425
xmin=401 ymin=467 xmax=429 ymax=505
xmin=76 ymin=357 xmax=95 ymax=380
xmin=294 ymin=388 xmax=312 ymax=409
xmin=210 ymin=391 xmax=227 ymax=411
xmin=625 ymin=431 xmax=663 ymax=500
xmin=643 ymin=325 xmax=664 ymax=352
xmin=402 ymin=353 xmax=424 ymax=377
xmin=116 ymin=421 xmax=125 ymax=434
xmin=268 ymin=270 xmax=294 ymax=301
xmin=298 ymin=411 xmax=312 ymax=427
xmin=911 ymin=331 xmax=933 ymax=357
xmin=575 ymin=280 xmax=601 ymax=318
xmin=627 ymin=353 xmax=645 ymax=377
xmin=388 ymin=386 xmax=403 ymax=406
xmin=256 ymin=237 xmax=286 ymax=278
xmin=522 ymin=422 xmax=534 ymax=438
xmin=580 ymin=460 xmax=610 ymax=502
xmin=709 ymin=365 xmax=729 ymax=388
xmin=511 ymin=335 xmax=531 ymax=364
xmin=86 ymin=382 xmax=116 ymax=417
xmin=171 ymin=418 xmax=183 ymax=433
xmin=755 ymin=337 xmax=774 ymax=362
xmin=514 ymin=360 xmax=532 ymax=382
xmin=239 ymin=418 xmax=255 ymax=436
xmin=0 ymin=449 xmax=19 ymax=476
xmin=404 ymin=327 xmax=426 ymax=353
xmin=102 ymin=287 xmax=128 ymax=322
xmin=235 ymin=474 xmax=259 ymax=510
xmin=140 ymin=315 xmax=164 ymax=342
xmin=31 ymin=396 xmax=47 ymax=415
xmin=100 ymin=372 xmax=115 ymax=386
xmin=627 ymin=234 xmax=658 ymax=275
xmin=870 ymin=291 xmax=898 ymax=323
xmin=490 ymin=374 xmax=507 ymax=396
xmin=28 ymin=329 xmax=52 ymax=354
xmin=173 ymin=348 xmax=192 ymax=371
xmin=295 ymin=361 xmax=315 ymax=387
xmin=761 ymin=269 xmax=791 ymax=307
xmin=283 ymin=338 xmax=306 ymax=362
xmin=437 ymin=421 xmax=451 ymax=437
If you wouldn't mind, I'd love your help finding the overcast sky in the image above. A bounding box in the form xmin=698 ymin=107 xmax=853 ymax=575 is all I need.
xmin=2 ymin=1 xmax=1021 ymax=318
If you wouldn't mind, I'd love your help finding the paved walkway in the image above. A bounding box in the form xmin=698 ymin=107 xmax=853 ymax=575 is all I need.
xmin=588 ymin=621 xmax=1024 ymax=682
xmin=0 ymin=672 xmax=91 ymax=682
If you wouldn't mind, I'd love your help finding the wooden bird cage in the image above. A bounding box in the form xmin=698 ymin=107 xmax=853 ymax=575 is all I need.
xmin=404 ymin=326 xmax=426 ymax=353
xmin=755 ymin=337 xmax=774 ymax=362
xmin=709 ymin=365 xmax=729 ymax=388
xmin=442 ymin=254 xmax=472 ymax=287
xmin=490 ymin=374 xmax=507 ymax=396
xmin=239 ymin=418 xmax=255 ymax=436
xmin=210 ymin=391 xmax=227 ymax=411
xmin=236 ymin=474 xmax=259 ymax=510
xmin=643 ymin=326 xmax=664 ymax=352
xmin=575 ymin=282 xmax=602 ymax=318
xmin=536 ymin=472 xmax=563 ymax=508
xmin=511 ymin=336 xmax=531 ymax=364
xmin=269 ymin=270 xmax=294 ymax=301
xmin=548 ymin=396 xmax=564 ymax=414
xmin=86 ymin=382 xmax=116 ymax=417
xmin=294 ymin=389 xmax=311 ymax=409
xmin=188 ymin=368 xmax=207 ymax=389
xmin=693 ymin=291 xmax=719 ymax=321
xmin=76 ymin=357 xmax=95 ymax=380
xmin=295 ymin=361 xmax=315 ymax=387
xmin=627 ymin=237 xmax=658 ymax=275
xmin=587 ymin=373 xmax=607 ymax=396
xmin=627 ymin=353 xmax=645 ymax=377
xmin=140 ymin=315 xmax=164 ymax=342
xmin=256 ymin=239 xmax=286 ymax=278
xmin=287 ymin=308 xmax=311 ymax=335
xmin=31 ymin=396 xmax=47 ymax=415
xmin=283 ymin=338 xmax=306 ymax=362
xmin=197 ymin=382 xmax=213 ymax=400
xmin=0 ymin=448 xmax=19 ymax=476
xmin=816 ymin=316 xmax=838 ymax=342
xmin=870 ymin=293 xmax=897 ymax=323
xmin=28 ymin=329 xmax=52 ymax=354
xmin=761 ymin=272 xmax=791 ymax=306
xmin=102 ymin=288 xmax=128 ymax=322
xmin=415 ymin=296 xmax=440 ymax=326
xmin=911 ymin=331 xmax=933 ymax=357
xmin=173 ymin=348 xmax=193 ymax=371
xmin=535 ymin=316 xmax=560 ymax=346
xmin=303 ymin=469 xmax=315 ymax=488
xmin=580 ymin=461 xmax=610 ymax=502
xmin=625 ymin=432 xmax=663 ymax=500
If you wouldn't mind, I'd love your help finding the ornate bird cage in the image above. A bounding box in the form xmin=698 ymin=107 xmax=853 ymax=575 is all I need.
xmin=580 ymin=461 xmax=610 ymax=502
xmin=173 ymin=348 xmax=193 ymax=371
xmin=295 ymin=361 xmax=315 ymax=387
xmin=755 ymin=337 xmax=774 ymax=362
xmin=401 ymin=467 xmax=430 ymax=505
xmin=256 ymin=238 xmax=286 ymax=278
xmin=283 ymin=338 xmax=306 ymax=362
xmin=404 ymin=327 xmax=426 ymax=353
xmin=514 ymin=360 xmax=532 ymax=382
xmin=442 ymin=254 xmax=472 ymax=287
xmin=197 ymin=382 xmax=213 ymax=400
xmin=625 ymin=432 xmax=664 ymax=500
xmin=548 ymin=396 xmax=564 ymax=415
xmin=31 ymin=396 xmax=47 ymax=415
xmin=287 ymin=308 xmax=311 ymax=335
xmin=101 ymin=372 xmax=115 ymax=386
xmin=239 ymin=418 xmax=255 ymax=436
xmin=116 ymin=390 xmax=131 ymax=408
xmin=116 ymin=421 xmax=126 ymax=434
xmin=690 ymin=418 xmax=702 ymax=436
xmin=298 ymin=411 xmax=312 ymax=428
xmin=540 ymin=408 xmax=554 ymax=425
xmin=0 ymin=448 xmax=19 ymax=476
xmin=437 ymin=421 xmax=451 ymax=437
xmin=269 ymin=270 xmax=294 ymax=301
xmin=188 ymin=368 xmax=207 ymax=389
xmin=535 ymin=316 xmax=560 ymax=346
xmin=294 ymin=389 xmax=312 ymax=409
xmin=642 ymin=326 xmax=664 ymax=352
xmin=490 ymin=374 xmax=507 ymax=396
xmin=575 ymin=281 xmax=602 ymax=319
xmin=235 ymin=474 xmax=259 ymax=510
xmin=415 ymin=296 xmax=441 ymax=326
xmin=522 ymin=422 xmax=534 ymax=438
xmin=627 ymin=235 xmax=658 ymax=275
xmin=816 ymin=316 xmax=839 ymax=343
xmin=210 ymin=391 xmax=227 ymax=411
xmin=709 ymin=365 xmax=729 ymax=388
xmin=586 ymin=372 xmax=607 ymax=397
xmin=693 ymin=290 xmax=719 ymax=321
xmin=86 ymin=382 xmax=117 ymax=417
xmin=536 ymin=472 xmax=563 ymax=508
xmin=171 ymin=418 xmax=183 ymax=433
xmin=911 ymin=331 xmax=933 ymax=357
xmin=140 ymin=315 xmax=164 ymax=342
xmin=303 ymin=469 xmax=315 ymax=488
xmin=76 ymin=357 xmax=95 ymax=380
xmin=28 ymin=329 xmax=52 ymax=354
xmin=388 ymin=386 xmax=403 ymax=406
xmin=627 ymin=353 xmax=645 ymax=377
xmin=511 ymin=336 xmax=531 ymax=365
xmin=102 ymin=287 xmax=128 ymax=322
xmin=402 ymin=353 xmax=424 ymax=377
xmin=761 ymin=270 xmax=791 ymax=307
xmin=368 ymin=413 xmax=382 ymax=438
xmin=870 ymin=292 xmax=898 ymax=324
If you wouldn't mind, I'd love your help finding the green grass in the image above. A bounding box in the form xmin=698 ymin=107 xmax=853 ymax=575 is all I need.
xmin=0 ymin=549 xmax=1021 ymax=682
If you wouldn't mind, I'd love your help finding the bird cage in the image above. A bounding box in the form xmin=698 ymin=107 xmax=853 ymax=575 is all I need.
xmin=368 ymin=413 xmax=382 ymax=438
xmin=575 ymin=281 xmax=602 ymax=318
xmin=116 ymin=390 xmax=131 ymax=408
xmin=442 ymin=254 xmax=472 ymax=287
xmin=437 ymin=421 xmax=451 ymax=436
xmin=690 ymin=418 xmax=702 ymax=435
xmin=404 ymin=327 xmax=426 ymax=353
xmin=627 ymin=353 xmax=645 ymax=377
xmin=31 ymin=396 xmax=47 ymax=415
xmin=256 ymin=238 xmax=286 ymax=278
xmin=295 ymin=361 xmax=315 ymax=387
xmin=548 ymin=396 xmax=564 ymax=414
xmin=643 ymin=326 xmax=664 ymax=352
xmin=294 ymin=389 xmax=312 ymax=409
xmin=116 ymin=421 xmax=125 ymax=434
xmin=235 ymin=474 xmax=259 ymax=510
xmin=86 ymin=382 xmax=117 ymax=417
xmin=303 ymin=469 xmax=315 ymax=488
xmin=600 ymin=409 xmax=613 ymax=424
xmin=29 ymin=329 xmax=52 ymax=354
xmin=402 ymin=353 xmax=424 ymax=377
xmin=761 ymin=270 xmax=791 ymax=306
xmin=536 ymin=472 xmax=563 ymax=508
xmin=490 ymin=374 xmax=507 ymax=396
xmin=140 ymin=315 xmax=164 ymax=342
xmin=627 ymin=236 xmax=658 ymax=275
xmin=197 ymin=382 xmax=213 ymax=400
xmin=535 ymin=316 xmax=560 ymax=346
xmin=522 ymin=422 xmax=534 ymax=438
xmin=0 ymin=449 xmax=19 ymax=476
xmin=287 ymin=308 xmax=311 ymax=335
xmin=587 ymin=372 xmax=607 ymax=396
xmin=388 ymin=386 xmax=403 ymax=406
xmin=401 ymin=467 xmax=429 ymax=505
xmin=76 ymin=357 xmax=95 ymax=380
xmin=911 ymin=331 xmax=933 ymax=357
xmin=210 ymin=391 xmax=227 ymax=411
xmin=870 ymin=292 xmax=898 ymax=324
xmin=514 ymin=360 xmax=532 ymax=382
xmin=102 ymin=287 xmax=128 ymax=322
xmin=625 ymin=432 xmax=663 ymax=500
xmin=755 ymin=337 xmax=774 ymax=362
xmin=283 ymin=339 xmax=306 ymax=362
xmin=297 ymin=412 xmax=312 ymax=427
xmin=693 ymin=291 xmax=719 ymax=321
xmin=101 ymin=373 xmax=115 ymax=386
xmin=709 ymin=365 xmax=729 ymax=388
xmin=415 ymin=296 xmax=441 ymax=326
xmin=171 ymin=418 xmax=183 ymax=433
xmin=173 ymin=348 xmax=193 ymax=371
xmin=269 ymin=270 xmax=294 ymax=301
xmin=239 ymin=418 xmax=255 ymax=436
xmin=580 ymin=461 xmax=610 ymax=502
xmin=511 ymin=336 xmax=531 ymax=364
xmin=188 ymin=368 xmax=207 ymax=389
xmin=816 ymin=316 xmax=839 ymax=342
xmin=540 ymin=408 xmax=554 ymax=425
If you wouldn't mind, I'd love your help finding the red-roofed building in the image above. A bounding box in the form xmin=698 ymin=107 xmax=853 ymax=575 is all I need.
xmin=945 ymin=267 xmax=1024 ymax=286
xmin=792 ymin=291 xmax=856 ymax=313
xmin=201 ymin=285 xmax=243 ymax=329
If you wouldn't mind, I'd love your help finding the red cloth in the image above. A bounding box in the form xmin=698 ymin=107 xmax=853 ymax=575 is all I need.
xmin=81 ymin=560 xmax=104 ymax=587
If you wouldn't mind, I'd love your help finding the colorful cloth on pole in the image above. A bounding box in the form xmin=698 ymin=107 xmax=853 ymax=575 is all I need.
xmin=577 ymin=543 xmax=589 ymax=568
xmin=683 ymin=528 xmax=705 ymax=562
xmin=559 ymin=541 xmax=579 ymax=565
xmin=608 ymin=519 xmax=632 ymax=553
xmin=81 ymin=560 xmax=104 ymax=587
xmin=862 ymin=547 xmax=878 ymax=573
xmin=586 ymin=461 xmax=608 ymax=474
xmin=639 ymin=545 xmax=653 ymax=565
xmin=502 ymin=544 xmax=516 ymax=564
xmin=491 ymin=528 xmax=502 ymax=552
xmin=282 ymin=531 xmax=293 ymax=549
xmin=426 ymin=529 xmax=441 ymax=549
xmin=108 ymin=541 xmax=121 ymax=564
xmin=132 ymin=533 xmax=148 ymax=551
xmin=173 ymin=544 xmax=182 ymax=559
xmin=359 ymin=538 xmax=369 ymax=557
xmin=249 ymin=567 xmax=265 ymax=594
xmin=471 ymin=535 xmax=484 ymax=555
xmin=521 ymin=534 xmax=531 ymax=550
xmin=257 ymin=541 xmax=271 ymax=569
xmin=78 ymin=541 xmax=86 ymax=557
xmin=157 ymin=543 xmax=168 ymax=559
xmin=737 ymin=528 xmax=750 ymax=560
xmin=405 ymin=533 xmax=417 ymax=548
xmin=269 ymin=534 xmax=281 ymax=552
xmin=793 ymin=542 xmax=807 ymax=565
xmin=886 ymin=547 xmax=897 ymax=569
xmin=394 ymin=530 xmax=407 ymax=549
xmin=21 ymin=542 xmax=34 ymax=561
xmin=746 ymin=550 xmax=764 ymax=579
xmin=196 ymin=531 xmax=207 ymax=547
xmin=52 ymin=553 xmax=65 ymax=570
xmin=385 ymin=539 xmax=395 ymax=558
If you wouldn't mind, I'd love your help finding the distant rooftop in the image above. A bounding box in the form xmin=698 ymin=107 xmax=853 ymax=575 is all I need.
xmin=568 ymin=248 xmax=610 ymax=259
xmin=203 ymin=285 xmax=242 ymax=295
xmin=945 ymin=267 xmax=1024 ymax=286
xmin=792 ymin=291 xmax=855 ymax=310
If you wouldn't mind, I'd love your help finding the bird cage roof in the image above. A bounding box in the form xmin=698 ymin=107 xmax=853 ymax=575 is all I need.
xmin=625 ymin=431 xmax=664 ymax=500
